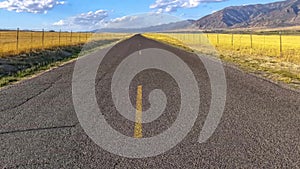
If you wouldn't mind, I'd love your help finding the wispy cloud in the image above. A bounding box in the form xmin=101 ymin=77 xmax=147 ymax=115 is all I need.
xmin=150 ymin=0 xmax=226 ymax=13
xmin=104 ymin=13 xmax=182 ymax=29
xmin=53 ymin=12 xmax=181 ymax=30
xmin=53 ymin=10 xmax=109 ymax=30
xmin=0 ymin=0 xmax=65 ymax=14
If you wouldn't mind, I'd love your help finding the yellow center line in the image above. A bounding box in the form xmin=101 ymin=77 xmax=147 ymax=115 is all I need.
xmin=134 ymin=85 xmax=143 ymax=138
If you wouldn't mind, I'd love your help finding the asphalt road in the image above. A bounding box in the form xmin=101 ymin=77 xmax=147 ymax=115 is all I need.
xmin=1 ymin=35 xmax=300 ymax=168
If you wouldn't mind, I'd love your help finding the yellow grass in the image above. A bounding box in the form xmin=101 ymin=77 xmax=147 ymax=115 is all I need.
xmin=143 ymin=33 xmax=300 ymax=87
xmin=164 ymin=33 xmax=300 ymax=65
xmin=0 ymin=31 xmax=129 ymax=57
xmin=143 ymin=33 xmax=193 ymax=52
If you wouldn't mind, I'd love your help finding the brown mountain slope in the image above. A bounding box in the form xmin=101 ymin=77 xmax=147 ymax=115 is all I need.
xmin=195 ymin=0 xmax=300 ymax=29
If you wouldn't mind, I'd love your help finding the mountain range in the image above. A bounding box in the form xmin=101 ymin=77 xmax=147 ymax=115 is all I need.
xmin=97 ymin=0 xmax=300 ymax=32
xmin=195 ymin=0 xmax=300 ymax=29
xmin=96 ymin=20 xmax=194 ymax=33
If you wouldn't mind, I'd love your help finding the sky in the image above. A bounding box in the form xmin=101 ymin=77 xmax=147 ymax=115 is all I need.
xmin=0 ymin=0 xmax=282 ymax=31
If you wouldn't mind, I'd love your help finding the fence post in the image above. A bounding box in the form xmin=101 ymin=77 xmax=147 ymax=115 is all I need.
xmin=42 ymin=29 xmax=45 ymax=49
xmin=79 ymin=32 xmax=81 ymax=43
xmin=250 ymin=32 xmax=253 ymax=49
xmin=59 ymin=29 xmax=61 ymax=46
xmin=217 ymin=34 xmax=219 ymax=46
xmin=231 ymin=33 xmax=234 ymax=47
xmin=279 ymin=31 xmax=283 ymax=57
xmin=65 ymin=31 xmax=67 ymax=45
xmin=70 ymin=30 xmax=73 ymax=44
xmin=16 ymin=28 xmax=20 ymax=52
xmin=31 ymin=31 xmax=33 ymax=51
xmin=263 ymin=33 xmax=266 ymax=49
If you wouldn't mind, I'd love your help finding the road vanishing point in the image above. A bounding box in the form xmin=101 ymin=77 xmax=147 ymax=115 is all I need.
xmin=1 ymin=35 xmax=300 ymax=168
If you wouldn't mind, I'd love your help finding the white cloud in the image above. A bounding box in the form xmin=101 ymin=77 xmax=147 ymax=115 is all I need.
xmin=53 ymin=20 xmax=65 ymax=26
xmin=0 ymin=0 xmax=65 ymax=14
xmin=150 ymin=0 xmax=226 ymax=13
xmin=110 ymin=16 xmax=138 ymax=23
xmin=105 ymin=13 xmax=182 ymax=29
xmin=53 ymin=10 xmax=109 ymax=30
xmin=53 ymin=12 xmax=183 ymax=31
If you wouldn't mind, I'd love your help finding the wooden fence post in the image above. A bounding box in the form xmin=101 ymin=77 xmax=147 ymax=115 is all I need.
xmin=42 ymin=29 xmax=45 ymax=49
xmin=231 ymin=33 xmax=234 ymax=47
xmin=279 ymin=31 xmax=283 ymax=57
xmin=250 ymin=32 xmax=253 ymax=49
xmin=79 ymin=32 xmax=81 ymax=43
xmin=263 ymin=33 xmax=266 ymax=49
xmin=65 ymin=31 xmax=68 ymax=45
xmin=59 ymin=29 xmax=61 ymax=46
xmin=16 ymin=28 xmax=20 ymax=52
xmin=70 ymin=30 xmax=73 ymax=43
xmin=30 ymin=31 xmax=33 ymax=51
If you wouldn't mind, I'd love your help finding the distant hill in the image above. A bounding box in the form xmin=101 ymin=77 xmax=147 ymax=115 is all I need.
xmin=95 ymin=20 xmax=195 ymax=33
xmin=95 ymin=0 xmax=300 ymax=32
xmin=194 ymin=0 xmax=300 ymax=29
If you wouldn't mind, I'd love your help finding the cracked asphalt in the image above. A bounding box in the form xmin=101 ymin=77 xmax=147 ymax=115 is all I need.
xmin=0 ymin=35 xmax=300 ymax=168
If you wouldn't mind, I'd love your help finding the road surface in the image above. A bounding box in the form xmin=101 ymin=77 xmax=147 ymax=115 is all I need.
xmin=0 ymin=35 xmax=300 ymax=168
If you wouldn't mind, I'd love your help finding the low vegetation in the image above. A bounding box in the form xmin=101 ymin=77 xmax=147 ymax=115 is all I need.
xmin=0 ymin=38 xmax=124 ymax=87
xmin=0 ymin=30 xmax=131 ymax=87
xmin=144 ymin=33 xmax=300 ymax=89
xmin=0 ymin=30 xmax=129 ymax=57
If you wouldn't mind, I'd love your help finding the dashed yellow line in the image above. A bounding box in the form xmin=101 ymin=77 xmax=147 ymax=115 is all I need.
xmin=134 ymin=85 xmax=143 ymax=138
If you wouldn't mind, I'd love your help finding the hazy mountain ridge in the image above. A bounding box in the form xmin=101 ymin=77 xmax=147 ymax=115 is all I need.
xmin=95 ymin=20 xmax=195 ymax=33
xmin=195 ymin=0 xmax=300 ymax=29
xmin=95 ymin=0 xmax=300 ymax=32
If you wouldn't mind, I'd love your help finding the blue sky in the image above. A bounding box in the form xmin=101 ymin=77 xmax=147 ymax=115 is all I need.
xmin=0 ymin=0 xmax=281 ymax=31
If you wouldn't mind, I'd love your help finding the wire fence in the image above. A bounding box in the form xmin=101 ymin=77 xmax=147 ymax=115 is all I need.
xmin=0 ymin=28 xmax=129 ymax=57
xmin=165 ymin=32 xmax=300 ymax=64
xmin=2 ymin=29 xmax=300 ymax=64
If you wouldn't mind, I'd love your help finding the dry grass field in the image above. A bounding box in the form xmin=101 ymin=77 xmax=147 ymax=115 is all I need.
xmin=144 ymin=33 xmax=300 ymax=87
xmin=0 ymin=30 xmax=129 ymax=57
xmin=163 ymin=33 xmax=300 ymax=64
